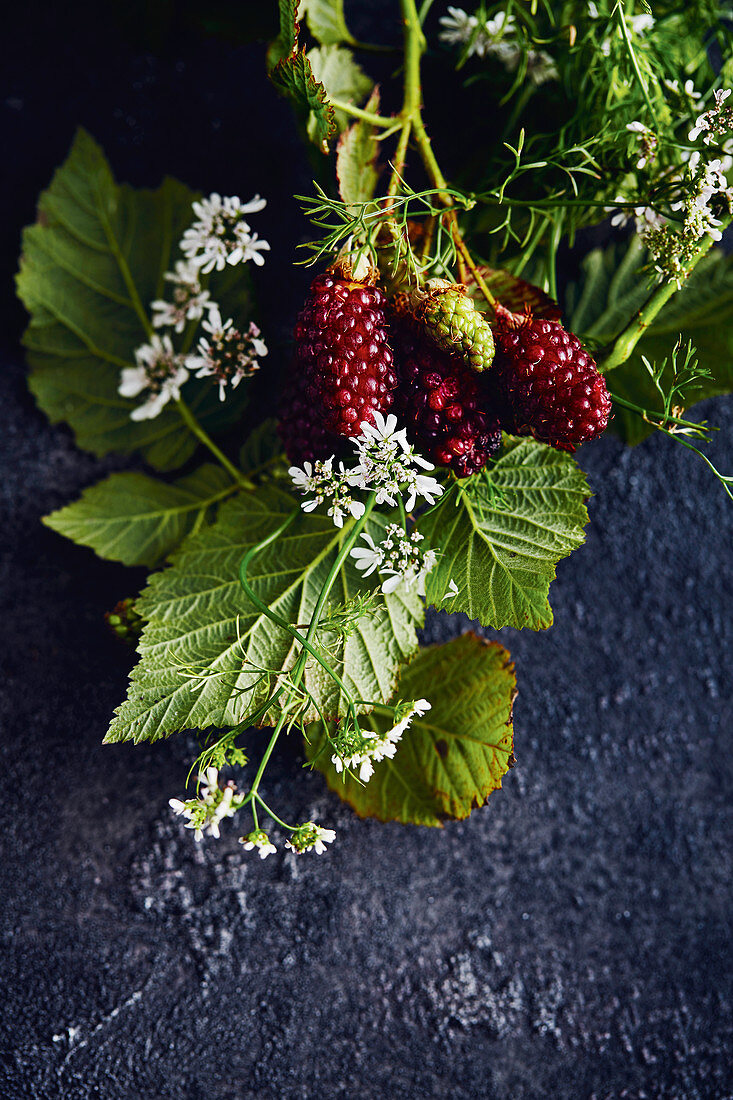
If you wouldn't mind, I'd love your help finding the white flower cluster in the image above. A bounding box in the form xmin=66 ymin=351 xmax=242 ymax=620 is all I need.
xmin=331 ymin=700 xmax=432 ymax=783
xmin=351 ymin=524 xmax=438 ymax=596
xmin=181 ymin=192 xmax=270 ymax=273
xmin=626 ymin=121 xmax=658 ymax=171
xmin=151 ymin=260 xmax=213 ymax=333
xmin=671 ymin=155 xmax=733 ymax=244
xmin=284 ymin=822 xmax=336 ymax=855
xmin=169 ymin=767 xmax=245 ymax=841
xmin=290 ymin=458 xmax=367 ymax=529
xmin=118 ymin=195 xmax=269 ymax=419
xmin=240 ymin=829 xmax=277 ymax=859
xmin=689 ymin=89 xmax=733 ymax=146
xmin=289 ymin=412 xmax=443 ymax=530
xmin=190 ymin=306 xmax=268 ymax=401
xmin=439 ymin=7 xmax=557 ymax=87
xmin=119 ymin=334 xmax=192 ymax=421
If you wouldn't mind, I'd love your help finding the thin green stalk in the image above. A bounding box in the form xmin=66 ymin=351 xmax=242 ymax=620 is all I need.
xmin=600 ymin=236 xmax=715 ymax=373
xmin=241 ymin=495 xmax=378 ymax=805
xmin=545 ymin=210 xmax=563 ymax=302
xmin=328 ymin=98 xmax=396 ymax=128
xmin=175 ymin=395 xmax=253 ymax=487
xmin=615 ymin=3 xmax=658 ymax=126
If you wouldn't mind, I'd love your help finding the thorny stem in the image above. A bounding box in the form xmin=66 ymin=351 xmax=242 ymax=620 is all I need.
xmin=175 ymin=396 xmax=253 ymax=487
xmin=397 ymin=0 xmax=497 ymax=309
xmin=599 ymin=235 xmax=716 ymax=373
xmin=328 ymin=98 xmax=395 ymax=128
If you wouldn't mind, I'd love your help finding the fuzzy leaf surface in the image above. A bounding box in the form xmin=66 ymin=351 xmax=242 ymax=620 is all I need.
xmin=16 ymin=129 xmax=251 ymax=470
xmin=336 ymin=90 xmax=381 ymax=206
xmin=270 ymin=50 xmax=336 ymax=152
xmin=307 ymin=45 xmax=372 ymax=137
xmin=306 ymin=634 xmax=516 ymax=826
xmin=420 ymin=437 xmax=591 ymax=630
xmin=106 ymin=484 xmax=422 ymax=744
xmin=467 ymin=265 xmax=561 ymax=320
xmin=43 ymin=466 xmax=234 ymax=568
xmin=566 ymin=240 xmax=733 ymax=443
xmin=301 ymin=0 xmax=354 ymax=45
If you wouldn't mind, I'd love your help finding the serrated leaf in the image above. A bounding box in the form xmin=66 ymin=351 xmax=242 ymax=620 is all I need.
xmin=420 ymin=437 xmax=591 ymax=631
xmin=301 ymin=0 xmax=355 ymax=46
xmin=466 ymin=265 xmax=561 ymax=320
xmin=239 ymin=418 xmax=286 ymax=478
xmin=267 ymin=0 xmax=301 ymax=70
xmin=336 ymin=89 xmax=381 ymax=206
xmin=16 ymin=129 xmax=252 ymax=471
xmin=307 ymin=45 xmax=372 ymax=138
xmin=43 ymin=465 xmax=234 ymax=568
xmin=270 ymin=49 xmax=336 ymax=152
xmin=306 ymin=633 xmax=516 ymax=826
xmin=106 ymin=484 xmax=422 ymax=744
xmin=565 ymin=240 xmax=733 ymax=443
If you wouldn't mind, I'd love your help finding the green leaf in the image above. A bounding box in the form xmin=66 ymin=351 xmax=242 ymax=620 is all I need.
xmin=105 ymin=484 xmax=422 ymax=744
xmin=306 ymin=633 xmax=516 ymax=826
xmin=419 ymin=437 xmax=591 ymax=631
xmin=16 ymin=129 xmax=253 ymax=471
xmin=301 ymin=0 xmax=355 ymax=46
xmin=267 ymin=0 xmax=300 ymax=70
xmin=43 ymin=465 xmax=234 ymax=568
xmin=239 ymin=418 xmax=286 ymax=478
xmin=565 ymin=240 xmax=733 ymax=443
xmin=307 ymin=46 xmax=372 ymax=137
xmin=270 ymin=50 xmax=336 ymax=152
xmin=336 ymin=90 xmax=381 ymax=206
xmin=467 ymin=265 xmax=561 ymax=320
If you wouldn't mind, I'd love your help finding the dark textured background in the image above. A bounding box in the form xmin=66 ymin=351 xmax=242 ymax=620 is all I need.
xmin=2 ymin=4 xmax=732 ymax=1098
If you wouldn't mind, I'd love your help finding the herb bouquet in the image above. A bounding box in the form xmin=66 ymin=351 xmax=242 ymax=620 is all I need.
xmin=17 ymin=0 xmax=733 ymax=859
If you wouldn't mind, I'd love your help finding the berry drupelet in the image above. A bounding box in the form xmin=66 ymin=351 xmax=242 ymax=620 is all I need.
xmin=293 ymin=270 xmax=398 ymax=437
xmin=394 ymin=330 xmax=501 ymax=478
xmin=492 ymin=315 xmax=611 ymax=451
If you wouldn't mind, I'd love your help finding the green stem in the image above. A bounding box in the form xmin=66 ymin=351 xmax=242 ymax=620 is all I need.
xmin=175 ymin=396 xmax=253 ymax=487
xmin=241 ymin=495 xmax=377 ymax=806
xmin=616 ymin=3 xmax=658 ymax=127
xmin=610 ymin=391 xmax=711 ymax=433
xmin=600 ymin=236 xmax=715 ymax=373
xmin=387 ymin=120 xmax=413 ymax=199
xmin=328 ymin=98 xmax=395 ymax=128
xmin=546 ymin=211 xmax=563 ymax=302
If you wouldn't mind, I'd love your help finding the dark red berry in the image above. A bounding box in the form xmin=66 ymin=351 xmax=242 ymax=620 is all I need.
xmin=292 ymin=271 xmax=398 ymax=438
xmin=492 ymin=317 xmax=611 ymax=451
xmin=394 ymin=330 xmax=501 ymax=478
xmin=278 ymin=363 xmax=343 ymax=466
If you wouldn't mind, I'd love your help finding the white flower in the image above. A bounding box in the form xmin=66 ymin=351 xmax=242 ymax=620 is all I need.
xmin=350 ymin=524 xmax=439 ymax=596
xmin=119 ymin=334 xmax=192 ymax=420
xmin=626 ymin=121 xmax=657 ymax=169
xmin=351 ymin=412 xmax=443 ymax=511
xmin=330 ymin=699 xmax=432 ymax=783
xmin=180 ymin=192 xmax=270 ymax=273
xmin=289 ymin=457 xmax=366 ymax=528
xmin=442 ymin=578 xmax=461 ymax=601
xmin=151 ymin=259 xmax=214 ymax=333
xmin=192 ymin=306 xmax=267 ymax=400
xmin=285 ymin=822 xmax=336 ymax=855
xmin=439 ymin=7 xmax=483 ymax=53
xmin=629 ymin=13 xmax=654 ymax=34
xmin=168 ymin=768 xmax=244 ymax=842
xmin=240 ymin=830 xmax=277 ymax=859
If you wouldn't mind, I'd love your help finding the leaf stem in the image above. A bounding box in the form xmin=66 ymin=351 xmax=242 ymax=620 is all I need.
xmin=175 ymin=396 xmax=253 ymax=487
xmin=240 ymin=494 xmax=378 ymax=808
xmin=599 ymin=236 xmax=715 ymax=373
xmin=328 ymin=98 xmax=396 ymax=128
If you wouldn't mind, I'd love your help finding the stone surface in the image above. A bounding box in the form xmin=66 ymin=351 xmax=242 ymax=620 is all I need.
xmin=2 ymin=5 xmax=732 ymax=1098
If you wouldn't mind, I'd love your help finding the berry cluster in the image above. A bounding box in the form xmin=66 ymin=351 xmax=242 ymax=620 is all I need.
xmin=279 ymin=268 xmax=611 ymax=472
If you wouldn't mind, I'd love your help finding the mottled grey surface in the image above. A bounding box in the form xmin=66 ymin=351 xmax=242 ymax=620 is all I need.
xmin=1 ymin=351 xmax=732 ymax=1099
xmin=2 ymin=4 xmax=733 ymax=1097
